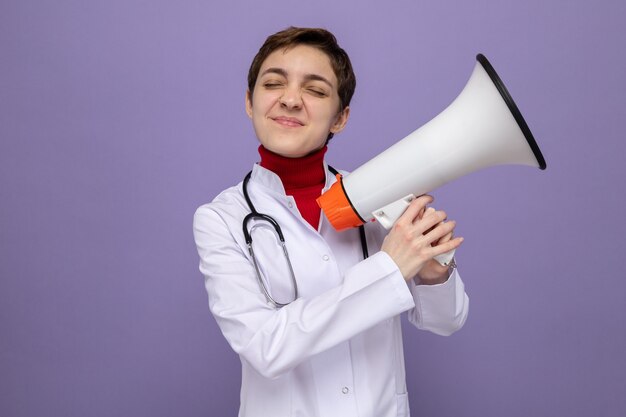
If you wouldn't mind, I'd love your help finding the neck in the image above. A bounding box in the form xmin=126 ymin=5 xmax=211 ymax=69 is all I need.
xmin=258 ymin=145 xmax=327 ymax=190
xmin=258 ymin=145 xmax=327 ymax=229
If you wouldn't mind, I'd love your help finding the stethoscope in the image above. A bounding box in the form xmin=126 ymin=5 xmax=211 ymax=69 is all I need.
xmin=242 ymin=167 xmax=369 ymax=308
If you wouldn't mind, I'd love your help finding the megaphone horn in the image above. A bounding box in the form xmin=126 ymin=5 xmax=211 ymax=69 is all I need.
xmin=317 ymin=53 xmax=546 ymax=234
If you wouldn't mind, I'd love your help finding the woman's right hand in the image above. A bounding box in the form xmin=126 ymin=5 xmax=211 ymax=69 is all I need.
xmin=381 ymin=195 xmax=464 ymax=281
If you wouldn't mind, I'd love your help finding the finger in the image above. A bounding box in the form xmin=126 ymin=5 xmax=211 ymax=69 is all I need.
xmin=423 ymin=220 xmax=455 ymax=245
xmin=416 ymin=209 xmax=448 ymax=235
xmin=418 ymin=206 xmax=435 ymax=221
xmin=429 ymin=236 xmax=464 ymax=257
xmin=437 ymin=225 xmax=454 ymax=244
xmin=432 ymin=228 xmax=453 ymax=246
xmin=397 ymin=195 xmax=433 ymax=225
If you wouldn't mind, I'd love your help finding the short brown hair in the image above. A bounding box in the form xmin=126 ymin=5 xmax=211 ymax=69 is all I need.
xmin=247 ymin=27 xmax=356 ymax=111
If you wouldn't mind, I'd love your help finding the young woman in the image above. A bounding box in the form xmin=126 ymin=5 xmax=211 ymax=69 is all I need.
xmin=193 ymin=27 xmax=468 ymax=417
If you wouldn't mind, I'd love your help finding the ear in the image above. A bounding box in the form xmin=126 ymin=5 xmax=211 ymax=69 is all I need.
xmin=245 ymin=90 xmax=253 ymax=119
xmin=330 ymin=106 xmax=350 ymax=134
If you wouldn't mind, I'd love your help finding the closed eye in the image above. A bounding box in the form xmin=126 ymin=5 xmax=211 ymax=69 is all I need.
xmin=306 ymin=88 xmax=327 ymax=97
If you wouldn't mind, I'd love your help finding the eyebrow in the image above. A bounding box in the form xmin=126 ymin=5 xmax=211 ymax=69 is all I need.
xmin=260 ymin=67 xmax=334 ymax=88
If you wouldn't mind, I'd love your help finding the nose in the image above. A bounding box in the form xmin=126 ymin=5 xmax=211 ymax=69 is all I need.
xmin=279 ymin=85 xmax=303 ymax=110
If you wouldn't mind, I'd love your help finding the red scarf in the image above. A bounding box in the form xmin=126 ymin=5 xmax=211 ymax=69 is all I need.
xmin=259 ymin=145 xmax=327 ymax=230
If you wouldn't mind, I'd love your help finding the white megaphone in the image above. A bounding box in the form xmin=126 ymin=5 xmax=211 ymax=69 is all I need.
xmin=317 ymin=54 xmax=546 ymax=265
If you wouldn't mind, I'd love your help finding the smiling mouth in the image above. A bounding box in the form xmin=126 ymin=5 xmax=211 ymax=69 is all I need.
xmin=272 ymin=116 xmax=304 ymax=127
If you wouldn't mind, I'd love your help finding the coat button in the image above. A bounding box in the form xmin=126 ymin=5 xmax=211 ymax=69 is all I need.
xmin=342 ymin=387 xmax=350 ymax=394
xmin=288 ymin=202 xmax=294 ymax=208
xmin=322 ymin=255 xmax=329 ymax=261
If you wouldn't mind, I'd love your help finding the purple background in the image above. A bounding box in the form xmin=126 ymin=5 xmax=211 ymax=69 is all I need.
xmin=2 ymin=1 xmax=625 ymax=416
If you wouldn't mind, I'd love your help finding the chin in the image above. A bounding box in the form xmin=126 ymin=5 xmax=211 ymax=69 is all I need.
xmin=259 ymin=131 xmax=327 ymax=157
xmin=263 ymin=142 xmax=316 ymax=159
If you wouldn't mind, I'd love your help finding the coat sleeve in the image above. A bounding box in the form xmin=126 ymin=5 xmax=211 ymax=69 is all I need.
xmin=193 ymin=205 xmax=416 ymax=379
xmin=406 ymin=270 xmax=469 ymax=336
xmin=368 ymin=222 xmax=469 ymax=336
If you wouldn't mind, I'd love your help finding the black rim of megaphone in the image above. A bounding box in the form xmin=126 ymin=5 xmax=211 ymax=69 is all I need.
xmin=476 ymin=54 xmax=547 ymax=170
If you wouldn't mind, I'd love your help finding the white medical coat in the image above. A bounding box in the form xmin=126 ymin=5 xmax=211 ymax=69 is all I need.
xmin=193 ymin=163 xmax=469 ymax=417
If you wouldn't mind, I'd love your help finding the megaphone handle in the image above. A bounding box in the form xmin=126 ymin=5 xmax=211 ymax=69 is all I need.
xmin=433 ymin=249 xmax=456 ymax=267
xmin=372 ymin=194 xmax=417 ymax=229
xmin=372 ymin=195 xmax=456 ymax=267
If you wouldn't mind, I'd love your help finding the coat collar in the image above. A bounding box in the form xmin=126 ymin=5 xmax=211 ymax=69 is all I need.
xmin=249 ymin=162 xmax=338 ymax=196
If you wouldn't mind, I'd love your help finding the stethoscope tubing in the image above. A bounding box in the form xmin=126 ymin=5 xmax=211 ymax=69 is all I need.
xmin=242 ymin=168 xmax=367 ymax=308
